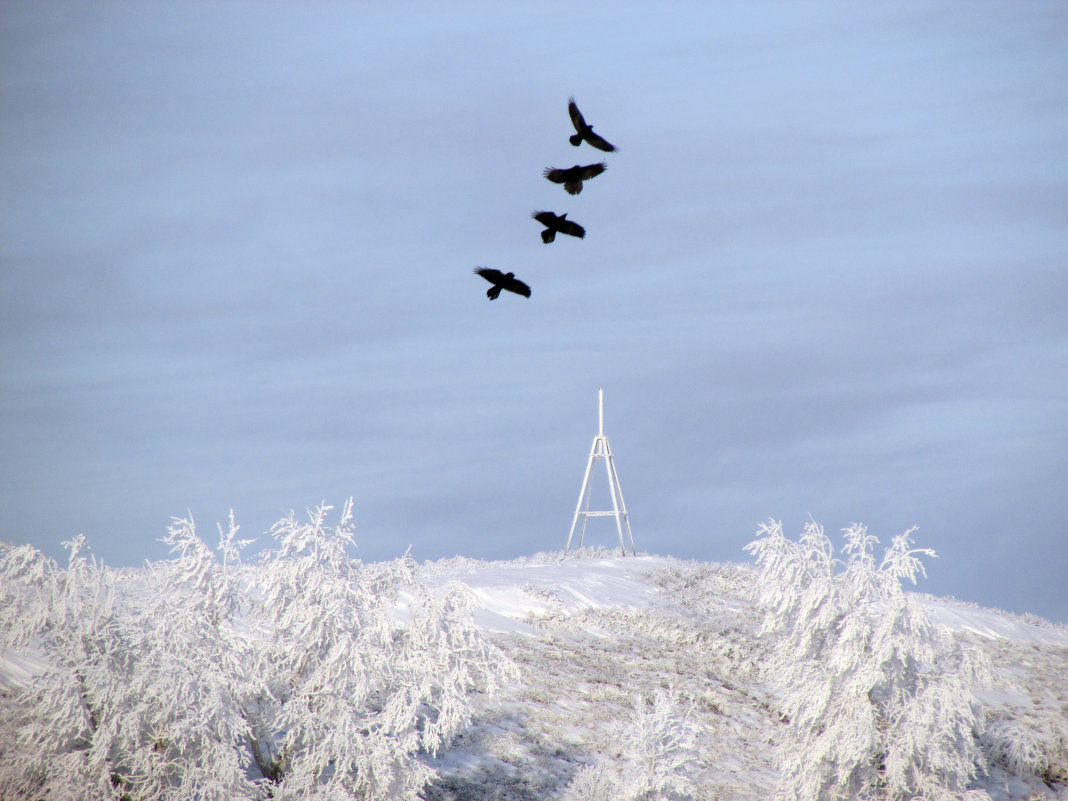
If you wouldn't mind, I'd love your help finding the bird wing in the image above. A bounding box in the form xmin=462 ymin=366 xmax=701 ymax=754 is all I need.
xmin=532 ymin=210 xmax=558 ymax=227
xmin=543 ymin=167 xmax=567 ymax=184
xmin=567 ymin=97 xmax=587 ymax=132
xmin=474 ymin=266 xmax=506 ymax=284
xmin=558 ymin=219 xmax=586 ymax=238
xmin=580 ymin=162 xmax=607 ymax=180
xmin=584 ymin=131 xmax=616 ymax=152
xmin=504 ymin=276 xmax=532 ymax=297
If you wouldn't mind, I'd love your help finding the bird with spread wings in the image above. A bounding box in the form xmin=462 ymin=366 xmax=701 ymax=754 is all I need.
xmin=543 ymin=162 xmax=607 ymax=195
xmin=532 ymin=210 xmax=586 ymax=244
xmin=474 ymin=267 xmax=531 ymax=300
xmin=567 ymin=97 xmax=617 ymax=152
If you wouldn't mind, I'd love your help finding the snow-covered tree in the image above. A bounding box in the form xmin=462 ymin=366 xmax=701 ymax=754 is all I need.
xmin=0 ymin=522 xmax=267 ymax=800
xmin=745 ymin=521 xmax=993 ymax=801
xmin=0 ymin=500 xmax=513 ymax=800
xmin=240 ymin=499 xmax=513 ymax=799
xmin=563 ymin=688 xmax=700 ymax=801
xmin=127 ymin=512 xmax=260 ymax=800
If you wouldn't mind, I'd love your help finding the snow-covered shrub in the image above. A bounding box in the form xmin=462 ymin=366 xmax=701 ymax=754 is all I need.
xmin=563 ymin=688 xmax=700 ymax=801
xmin=0 ymin=536 xmax=134 ymax=800
xmin=0 ymin=500 xmax=513 ymax=801
xmin=241 ymin=499 xmax=513 ymax=799
xmin=981 ymin=719 xmax=1049 ymax=779
xmin=0 ymin=525 xmax=265 ymax=800
xmin=128 ymin=513 xmax=260 ymax=800
xmin=563 ymin=762 xmax=619 ymax=801
xmin=980 ymin=668 xmax=1068 ymax=785
xmin=746 ymin=520 xmax=992 ymax=801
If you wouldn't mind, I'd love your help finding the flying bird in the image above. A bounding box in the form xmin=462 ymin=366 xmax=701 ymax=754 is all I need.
xmin=543 ymin=162 xmax=607 ymax=195
xmin=532 ymin=210 xmax=586 ymax=244
xmin=474 ymin=267 xmax=531 ymax=300
xmin=568 ymin=97 xmax=617 ymax=152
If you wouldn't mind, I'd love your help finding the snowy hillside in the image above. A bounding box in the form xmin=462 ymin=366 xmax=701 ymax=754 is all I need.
xmin=414 ymin=552 xmax=780 ymax=799
xmin=2 ymin=512 xmax=1066 ymax=800
xmin=413 ymin=550 xmax=1068 ymax=801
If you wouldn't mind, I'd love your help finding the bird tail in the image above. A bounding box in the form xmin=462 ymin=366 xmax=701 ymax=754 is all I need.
xmin=569 ymin=133 xmax=582 ymax=146
xmin=541 ymin=229 xmax=556 ymax=244
xmin=486 ymin=286 xmax=501 ymax=300
xmin=565 ymin=181 xmax=582 ymax=195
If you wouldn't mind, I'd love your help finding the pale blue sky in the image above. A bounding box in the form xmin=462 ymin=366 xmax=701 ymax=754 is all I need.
xmin=2 ymin=1 xmax=1066 ymax=620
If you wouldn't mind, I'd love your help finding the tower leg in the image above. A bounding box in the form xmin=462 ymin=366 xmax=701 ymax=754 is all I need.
xmin=566 ymin=437 xmax=600 ymax=552
xmin=606 ymin=450 xmax=636 ymax=555
xmin=602 ymin=439 xmax=626 ymax=555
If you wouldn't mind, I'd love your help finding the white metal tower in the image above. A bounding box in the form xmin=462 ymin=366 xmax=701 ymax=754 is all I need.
xmin=565 ymin=389 xmax=636 ymax=555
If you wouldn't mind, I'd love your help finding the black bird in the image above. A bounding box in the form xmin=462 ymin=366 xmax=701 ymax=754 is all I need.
xmin=543 ymin=162 xmax=607 ymax=195
xmin=474 ymin=267 xmax=531 ymax=300
xmin=568 ymin=97 xmax=617 ymax=152
xmin=532 ymin=211 xmax=586 ymax=244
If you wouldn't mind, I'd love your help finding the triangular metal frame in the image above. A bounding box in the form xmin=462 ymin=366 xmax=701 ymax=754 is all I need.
xmin=565 ymin=389 xmax=636 ymax=555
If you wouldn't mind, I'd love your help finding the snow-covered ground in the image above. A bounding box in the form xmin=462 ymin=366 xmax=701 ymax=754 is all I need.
xmin=410 ymin=550 xmax=1068 ymax=800
xmin=3 ymin=548 xmax=1066 ymax=799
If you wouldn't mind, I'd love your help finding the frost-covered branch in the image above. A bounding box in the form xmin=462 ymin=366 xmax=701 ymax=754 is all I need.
xmin=747 ymin=521 xmax=992 ymax=801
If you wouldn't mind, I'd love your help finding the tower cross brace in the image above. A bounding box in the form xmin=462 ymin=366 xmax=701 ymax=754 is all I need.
xmin=565 ymin=389 xmax=636 ymax=555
